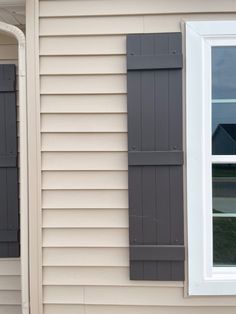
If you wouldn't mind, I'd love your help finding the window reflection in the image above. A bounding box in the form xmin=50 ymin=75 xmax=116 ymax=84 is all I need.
xmin=212 ymin=47 xmax=236 ymax=99
xmin=212 ymin=47 xmax=236 ymax=155
xmin=212 ymin=164 xmax=236 ymax=214
xmin=212 ymin=123 xmax=236 ymax=155
xmin=213 ymin=217 xmax=236 ymax=266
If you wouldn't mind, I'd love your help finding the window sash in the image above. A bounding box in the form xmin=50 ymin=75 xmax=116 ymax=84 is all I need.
xmin=212 ymin=156 xmax=236 ymax=163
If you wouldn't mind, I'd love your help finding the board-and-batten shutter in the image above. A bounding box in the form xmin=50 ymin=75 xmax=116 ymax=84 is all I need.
xmin=127 ymin=33 xmax=184 ymax=280
xmin=0 ymin=64 xmax=19 ymax=257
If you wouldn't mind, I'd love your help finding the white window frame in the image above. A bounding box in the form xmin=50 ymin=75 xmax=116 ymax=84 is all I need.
xmin=186 ymin=21 xmax=236 ymax=296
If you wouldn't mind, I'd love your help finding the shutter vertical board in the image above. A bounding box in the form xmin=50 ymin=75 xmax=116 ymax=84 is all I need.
xmin=0 ymin=65 xmax=19 ymax=258
xmin=127 ymin=37 xmax=143 ymax=280
xmin=127 ymin=33 xmax=184 ymax=281
xmin=128 ymin=167 xmax=143 ymax=280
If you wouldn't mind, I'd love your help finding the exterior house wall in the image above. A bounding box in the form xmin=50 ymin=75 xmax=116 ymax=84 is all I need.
xmin=0 ymin=33 xmax=21 ymax=314
xmin=34 ymin=1 xmax=236 ymax=313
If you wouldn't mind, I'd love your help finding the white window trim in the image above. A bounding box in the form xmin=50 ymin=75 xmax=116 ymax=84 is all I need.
xmin=186 ymin=21 xmax=236 ymax=296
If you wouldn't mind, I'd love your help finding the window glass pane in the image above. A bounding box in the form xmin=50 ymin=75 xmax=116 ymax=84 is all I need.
xmin=213 ymin=217 xmax=236 ymax=266
xmin=212 ymin=47 xmax=236 ymax=99
xmin=212 ymin=164 xmax=236 ymax=214
xmin=212 ymin=47 xmax=236 ymax=155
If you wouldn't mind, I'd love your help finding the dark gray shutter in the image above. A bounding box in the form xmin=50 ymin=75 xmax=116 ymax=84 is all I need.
xmin=127 ymin=33 xmax=184 ymax=280
xmin=0 ymin=65 xmax=19 ymax=257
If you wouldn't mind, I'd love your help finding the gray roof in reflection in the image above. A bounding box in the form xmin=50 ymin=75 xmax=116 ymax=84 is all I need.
xmin=213 ymin=124 xmax=236 ymax=143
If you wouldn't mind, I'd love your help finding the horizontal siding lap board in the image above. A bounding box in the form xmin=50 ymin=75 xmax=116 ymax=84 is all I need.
xmin=41 ymin=133 xmax=127 ymax=151
xmin=0 ymin=260 xmax=20 ymax=276
xmin=42 ymin=170 xmax=128 ymax=189
xmin=43 ymin=228 xmax=129 ymax=247
xmin=0 ymin=306 xmax=21 ymax=314
xmin=0 ymin=290 xmax=21 ymax=305
xmin=41 ymin=95 xmax=127 ymax=113
xmin=43 ymin=190 xmax=128 ymax=208
xmin=42 ymin=152 xmax=128 ymax=170
xmin=43 ymin=305 xmax=236 ymax=314
xmin=39 ymin=14 xmax=236 ymax=36
xmin=42 ymin=209 xmax=128 ymax=228
xmin=43 ymin=247 xmax=129 ymax=266
xmin=40 ymin=75 xmax=126 ymax=94
xmin=39 ymin=36 xmax=126 ymax=56
xmin=39 ymin=16 xmax=144 ymax=36
xmin=39 ymin=0 xmax=236 ymax=17
xmin=41 ymin=113 xmax=127 ymax=132
xmin=0 ymin=275 xmax=20 ymax=290
xmin=40 ymin=56 xmax=126 ymax=74
xmin=43 ymin=285 xmax=236 ymax=306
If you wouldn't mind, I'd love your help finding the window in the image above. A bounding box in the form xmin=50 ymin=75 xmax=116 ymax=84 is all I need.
xmin=186 ymin=21 xmax=236 ymax=295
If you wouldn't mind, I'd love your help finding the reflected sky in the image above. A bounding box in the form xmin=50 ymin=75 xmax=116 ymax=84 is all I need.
xmin=212 ymin=47 xmax=236 ymax=99
xmin=212 ymin=47 xmax=236 ymax=134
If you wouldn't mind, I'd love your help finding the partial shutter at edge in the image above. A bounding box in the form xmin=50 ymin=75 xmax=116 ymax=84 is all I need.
xmin=127 ymin=33 xmax=184 ymax=280
xmin=0 ymin=64 xmax=19 ymax=257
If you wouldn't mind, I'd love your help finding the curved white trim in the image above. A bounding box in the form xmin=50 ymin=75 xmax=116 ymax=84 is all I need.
xmin=0 ymin=21 xmax=25 ymax=45
xmin=0 ymin=22 xmax=29 ymax=313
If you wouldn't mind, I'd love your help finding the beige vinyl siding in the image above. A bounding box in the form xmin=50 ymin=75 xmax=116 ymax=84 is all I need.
xmin=38 ymin=0 xmax=236 ymax=313
xmin=0 ymin=33 xmax=21 ymax=314
xmin=0 ymin=260 xmax=21 ymax=312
